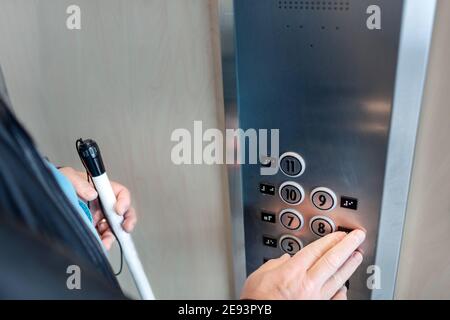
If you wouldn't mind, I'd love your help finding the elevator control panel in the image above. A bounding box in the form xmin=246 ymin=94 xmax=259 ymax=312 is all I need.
xmin=229 ymin=0 xmax=405 ymax=299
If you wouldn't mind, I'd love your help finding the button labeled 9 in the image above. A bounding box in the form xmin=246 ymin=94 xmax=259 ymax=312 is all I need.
xmin=311 ymin=187 xmax=337 ymax=212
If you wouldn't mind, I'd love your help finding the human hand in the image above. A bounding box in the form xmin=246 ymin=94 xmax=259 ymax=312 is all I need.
xmin=59 ymin=167 xmax=137 ymax=250
xmin=240 ymin=230 xmax=366 ymax=300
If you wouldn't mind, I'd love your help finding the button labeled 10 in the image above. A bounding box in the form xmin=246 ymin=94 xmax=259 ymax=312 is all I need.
xmin=279 ymin=181 xmax=305 ymax=205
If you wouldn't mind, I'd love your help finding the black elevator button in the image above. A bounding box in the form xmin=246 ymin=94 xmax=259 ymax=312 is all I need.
xmin=263 ymin=236 xmax=277 ymax=248
xmin=260 ymin=183 xmax=275 ymax=196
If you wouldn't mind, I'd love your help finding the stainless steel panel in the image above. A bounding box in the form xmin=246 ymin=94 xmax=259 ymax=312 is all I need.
xmin=374 ymin=0 xmax=437 ymax=300
xmin=220 ymin=0 xmax=435 ymax=300
xmin=219 ymin=0 xmax=247 ymax=298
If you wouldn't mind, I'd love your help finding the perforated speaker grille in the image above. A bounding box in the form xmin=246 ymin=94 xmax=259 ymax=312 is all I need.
xmin=278 ymin=1 xmax=350 ymax=11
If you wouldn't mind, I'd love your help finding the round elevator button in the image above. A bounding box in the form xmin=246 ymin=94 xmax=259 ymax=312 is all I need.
xmin=310 ymin=216 xmax=336 ymax=237
xmin=279 ymin=209 xmax=304 ymax=231
xmin=311 ymin=187 xmax=338 ymax=211
xmin=279 ymin=152 xmax=306 ymax=177
xmin=279 ymin=181 xmax=305 ymax=205
xmin=280 ymin=235 xmax=303 ymax=255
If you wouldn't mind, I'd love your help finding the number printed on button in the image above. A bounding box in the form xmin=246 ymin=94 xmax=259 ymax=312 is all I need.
xmin=279 ymin=209 xmax=304 ymax=231
xmin=279 ymin=181 xmax=305 ymax=205
xmin=279 ymin=152 xmax=305 ymax=177
xmin=280 ymin=235 xmax=303 ymax=255
xmin=310 ymin=216 xmax=336 ymax=237
xmin=311 ymin=187 xmax=337 ymax=211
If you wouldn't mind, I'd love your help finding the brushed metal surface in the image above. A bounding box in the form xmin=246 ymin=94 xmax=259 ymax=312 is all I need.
xmin=221 ymin=0 xmax=409 ymax=300
xmin=395 ymin=0 xmax=450 ymax=299
xmin=374 ymin=0 xmax=437 ymax=300
xmin=219 ymin=0 xmax=247 ymax=298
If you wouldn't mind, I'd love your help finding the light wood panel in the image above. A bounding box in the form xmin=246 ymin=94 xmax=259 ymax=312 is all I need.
xmin=395 ymin=0 xmax=450 ymax=299
xmin=0 ymin=0 xmax=233 ymax=299
xmin=3 ymin=0 xmax=450 ymax=300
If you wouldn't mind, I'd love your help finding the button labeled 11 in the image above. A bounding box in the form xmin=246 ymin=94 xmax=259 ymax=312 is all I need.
xmin=279 ymin=152 xmax=306 ymax=178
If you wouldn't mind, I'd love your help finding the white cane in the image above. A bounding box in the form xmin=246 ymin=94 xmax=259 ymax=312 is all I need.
xmin=77 ymin=138 xmax=154 ymax=300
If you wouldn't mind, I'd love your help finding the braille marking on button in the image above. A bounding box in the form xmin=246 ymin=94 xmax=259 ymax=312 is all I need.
xmin=260 ymin=183 xmax=276 ymax=196
xmin=263 ymin=235 xmax=278 ymax=248
xmin=261 ymin=211 xmax=276 ymax=224
xmin=340 ymin=196 xmax=358 ymax=210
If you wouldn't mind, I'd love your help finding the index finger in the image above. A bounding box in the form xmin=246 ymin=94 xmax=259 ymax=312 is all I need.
xmin=307 ymin=229 xmax=366 ymax=285
xmin=283 ymin=232 xmax=347 ymax=273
